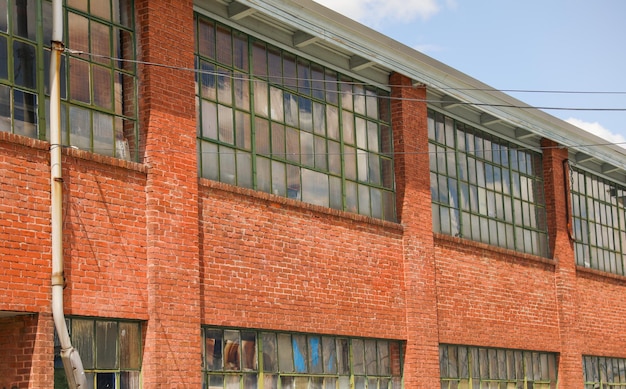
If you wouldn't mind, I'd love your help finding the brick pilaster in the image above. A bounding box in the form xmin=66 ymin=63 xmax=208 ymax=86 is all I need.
xmin=136 ymin=0 xmax=201 ymax=386
xmin=541 ymin=138 xmax=582 ymax=388
xmin=390 ymin=73 xmax=440 ymax=387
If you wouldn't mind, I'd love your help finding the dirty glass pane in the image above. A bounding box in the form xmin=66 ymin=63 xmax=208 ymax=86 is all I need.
xmin=13 ymin=90 xmax=37 ymax=138
xmin=337 ymin=338 xmax=349 ymax=375
xmin=321 ymin=336 xmax=337 ymax=374
xmin=263 ymin=375 xmax=278 ymax=389
xmin=262 ymin=333 xmax=278 ymax=372
xmin=12 ymin=0 xmax=36 ymax=40
xmin=241 ymin=331 xmax=257 ymax=371
xmin=287 ymin=165 xmax=301 ymax=200
xmin=307 ymin=336 xmax=323 ymax=374
xmin=225 ymin=375 xmax=240 ymax=389
xmin=243 ymin=374 xmax=257 ymax=389
xmin=292 ymin=334 xmax=307 ymax=373
xmin=378 ymin=340 xmax=390 ymax=375
xmin=120 ymin=371 xmax=140 ymax=389
xmin=119 ymin=322 xmax=140 ymax=369
xmin=364 ymin=339 xmax=377 ymax=375
xmin=440 ymin=346 xmax=449 ymax=378
xmin=95 ymin=321 xmax=118 ymax=369
xmin=0 ymin=0 xmax=7 ymax=33
xmin=300 ymin=130 xmax=314 ymax=166
xmin=277 ymin=333 xmax=294 ymax=373
xmin=13 ymin=41 xmax=36 ymax=89
xmin=458 ymin=346 xmax=468 ymax=379
xmin=208 ymin=375 xmax=224 ymax=389
xmin=72 ymin=319 xmax=94 ymax=369
xmin=326 ymin=105 xmax=339 ymax=140
xmin=354 ymin=376 xmax=365 ymax=389
xmin=329 ymin=176 xmax=342 ymax=211
xmin=271 ymin=160 xmax=286 ymax=197
xmin=205 ymin=329 xmax=224 ymax=371
xmin=216 ymin=24 xmax=232 ymax=66
xmin=236 ymin=150 xmax=252 ymax=189
xmin=224 ymin=330 xmax=241 ymax=371
xmin=0 ymin=36 xmax=6 ymax=80
xmin=352 ymin=339 xmax=365 ymax=375
xmin=219 ymin=146 xmax=236 ymax=185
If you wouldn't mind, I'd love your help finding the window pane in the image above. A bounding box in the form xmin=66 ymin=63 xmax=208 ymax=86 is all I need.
xmin=277 ymin=333 xmax=294 ymax=373
xmin=205 ymin=328 xmax=223 ymax=371
xmin=308 ymin=336 xmax=323 ymax=374
xmin=302 ymin=168 xmax=329 ymax=207
xmin=241 ymin=331 xmax=257 ymax=371
xmin=262 ymin=332 xmax=278 ymax=372
xmin=119 ymin=322 xmax=140 ymax=370
xmin=224 ymin=330 xmax=241 ymax=371
xmin=13 ymin=41 xmax=36 ymax=89
xmin=72 ymin=319 xmax=95 ymax=369
xmin=95 ymin=321 xmax=118 ymax=369
xmin=352 ymin=339 xmax=365 ymax=375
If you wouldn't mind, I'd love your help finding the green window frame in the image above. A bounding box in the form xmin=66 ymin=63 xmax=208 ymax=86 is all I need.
xmin=583 ymin=355 xmax=626 ymax=388
xmin=195 ymin=15 xmax=396 ymax=221
xmin=440 ymin=345 xmax=558 ymax=389
xmin=54 ymin=317 xmax=142 ymax=389
xmin=571 ymin=167 xmax=626 ymax=275
xmin=428 ymin=109 xmax=549 ymax=257
xmin=202 ymin=327 xmax=404 ymax=388
xmin=0 ymin=0 xmax=138 ymax=161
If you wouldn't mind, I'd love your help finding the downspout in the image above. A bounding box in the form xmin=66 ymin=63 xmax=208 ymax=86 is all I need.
xmin=50 ymin=0 xmax=86 ymax=387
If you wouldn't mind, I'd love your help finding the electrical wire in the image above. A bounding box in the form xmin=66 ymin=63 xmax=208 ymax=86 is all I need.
xmin=65 ymin=49 xmax=626 ymax=112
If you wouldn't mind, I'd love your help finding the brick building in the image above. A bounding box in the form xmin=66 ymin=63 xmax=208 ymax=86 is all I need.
xmin=1 ymin=0 xmax=626 ymax=388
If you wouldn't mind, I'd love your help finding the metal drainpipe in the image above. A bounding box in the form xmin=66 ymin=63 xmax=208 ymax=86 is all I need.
xmin=50 ymin=0 xmax=86 ymax=387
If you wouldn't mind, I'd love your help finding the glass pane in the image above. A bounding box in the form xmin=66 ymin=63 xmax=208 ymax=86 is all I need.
xmin=69 ymin=105 xmax=90 ymax=150
xmin=322 ymin=336 xmax=337 ymax=374
xmin=301 ymin=168 xmax=329 ymax=207
xmin=201 ymin=141 xmax=219 ymax=181
xmin=0 ymin=0 xmax=7 ymax=32
xmin=257 ymin=156 xmax=271 ymax=193
xmin=205 ymin=328 xmax=223 ymax=371
xmin=262 ymin=332 xmax=278 ymax=372
xmin=352 ymin=339 xmax=365 ymax=374
xmin=237 ymin=150 xmax=252 ymax=189
xmin=198 ymin=19 xmax=215 ymax=59
xmin=93 ymin=111 xmax=113 ymax=156
xmin=119 ymin=322 xmax=140 ymax=369
xmin=277 ymin=333 xmax=294 ymax=373
xmin=271 ymin=161 xmax=286 ymax=197
xmin=224 ymin=329 xmax=241 ymax=370
xmin=13 ymin=89 xmax=37 ymax=138
xmin=337 ymin=339 xmax=349 ymax=375
xmin=120 ymin=371 xmax=141 ymax=389
xmin=329 ymin=176 xmax=342 ymax=211
xmin=69 ymin=58 xmax=90 ymax=103
xmin=365 ymin=339 xmax=377 ymax=375
xmin=378 ymin=340 xmax=390 ymax=375
xmin=308 ymin=336 xmax=323 ymax=374
xmin=208 ymin=375 xmax=224 ymax=389
xmin=216 ymin=24 xmax=232 ymax=66
xmin=13 ymin=41 xmax=36 ymax=89
xmin=254 ymin=80 xmax=268 ymax=117
xmin=96 ymin=321 xmax=118 ymax=369
xmin=97 ymin=372 xmax=116 ymax=389
xmin=241 ymin=331 xmax=257 ymax=371
xmin=292 ymin=334 xmax=307 ymax=373
xmin=0 ymin=36 xmax=7 ymax=79
xmin=218 ymin=105 xmax=233 ymax=144
xmin=12 ymin=0 xmax=36 ymax=40
xmin=71 ymin=319 xmax=94 ymax=369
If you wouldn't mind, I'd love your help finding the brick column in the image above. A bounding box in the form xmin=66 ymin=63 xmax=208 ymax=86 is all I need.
xmin=541 ymin=138 xmax=583 ymax=388
xmin=136 ymin=1 xmax=201 ymax=387
xmin=390 ymin=73 xmax=441 ymax=387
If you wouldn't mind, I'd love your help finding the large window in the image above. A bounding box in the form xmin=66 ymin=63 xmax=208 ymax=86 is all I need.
xmin=583 ymin=355 xmax=626 ymax=388
xmin=440 ymin=345 xmax=558 ymax=388
xmin=428 ymin=110 xmax=548 ymax=257
xmin=0 ymin=0 xmax=138 ymax=160
xmin=195 ymin=16 xmax=396 ymax=221
xmin=571 ymin=167 xmax=626 ymax=275
xmin=202 ymin=327 xmax=404 ymax=388
xmin=54 ymin=318 xmax=142 ymax=389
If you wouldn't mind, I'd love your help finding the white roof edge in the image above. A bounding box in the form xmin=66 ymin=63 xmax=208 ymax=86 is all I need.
xmin=240 ymin=0 xmax=626 ymax=169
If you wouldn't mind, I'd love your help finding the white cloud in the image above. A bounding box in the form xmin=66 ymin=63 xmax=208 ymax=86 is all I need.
xmin=565 ymin=118 xmax=626 ymax=148
xmin=312 ymin=0 xmax=441 ymax=26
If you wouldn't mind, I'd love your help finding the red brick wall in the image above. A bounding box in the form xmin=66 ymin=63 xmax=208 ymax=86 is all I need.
xmin=198 ymin=181 xmax=406 ymax=338
xmin=435 ymin=236 xmax=561 ymax=349
xmin=0 ymin=314 xmax=53 ymax=389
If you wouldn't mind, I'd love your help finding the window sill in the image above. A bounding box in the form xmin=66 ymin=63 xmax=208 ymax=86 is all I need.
xmin=576 ymin=265 xmax=626 ymax=285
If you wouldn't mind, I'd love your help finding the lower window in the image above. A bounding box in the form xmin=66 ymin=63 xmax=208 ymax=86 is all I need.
xmin=583 ymin=355 xmax=626 ymax=388
xmin=439 ymin=344 xmax=558 ymax=388
xmin=54 ymin=318 xmax=142 ymax=389
xmin=202 ymin=327 xmax=404 ymax=388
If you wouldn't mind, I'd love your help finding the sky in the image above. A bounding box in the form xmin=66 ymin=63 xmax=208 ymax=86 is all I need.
xmin=312 ymin=0 xmax=626 ymax=147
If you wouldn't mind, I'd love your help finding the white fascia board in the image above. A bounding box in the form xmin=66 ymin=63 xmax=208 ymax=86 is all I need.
xmin=237 ymin=0 xmax=626 ymax=169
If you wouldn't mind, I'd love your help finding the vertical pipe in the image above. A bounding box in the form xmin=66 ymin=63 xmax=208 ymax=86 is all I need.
xmin=50 ymin=0 xmax=86 ymax=387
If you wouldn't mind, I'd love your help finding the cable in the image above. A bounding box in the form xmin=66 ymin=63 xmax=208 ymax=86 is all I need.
xmin=65 ymin=49 xmax=626 ymax=112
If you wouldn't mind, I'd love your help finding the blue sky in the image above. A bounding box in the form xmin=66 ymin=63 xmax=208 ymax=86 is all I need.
xmin=312 ymin=0 xmax=626 ymax=146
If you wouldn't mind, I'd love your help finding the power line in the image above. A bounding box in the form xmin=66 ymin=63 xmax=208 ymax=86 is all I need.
xmin=66 ymin=49 xmax=626 ymax=112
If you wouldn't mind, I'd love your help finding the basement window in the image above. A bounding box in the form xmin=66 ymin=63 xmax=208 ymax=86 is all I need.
xmin=202 ymin=327 xmax=403 ymax=388
xmin=195 ymin=15 xmax=396 ymax=221
xmin=583 ymin=355 xmax=626 ymax=388
xmin=439 ymin=344 xmax=558 ymax=388
xmin=54 ymin=318 xmax=142 ymax=389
